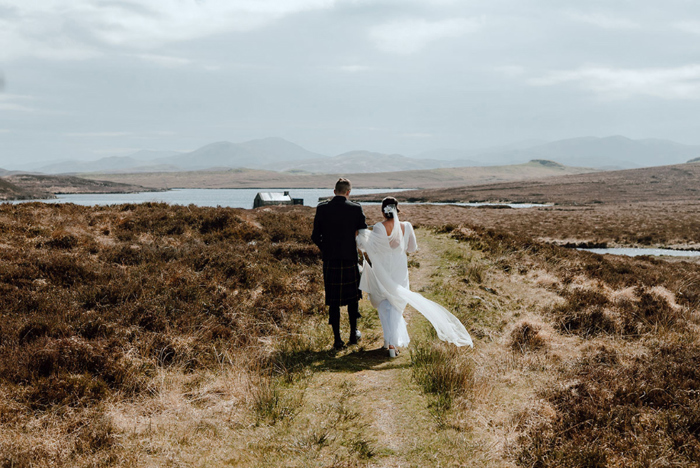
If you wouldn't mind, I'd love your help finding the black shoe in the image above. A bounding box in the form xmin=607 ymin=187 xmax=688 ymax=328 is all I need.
xmin=349 ymin=329 xmax=361 ymax=345
xmin=333 ymin=339 xmax=346 ymax=350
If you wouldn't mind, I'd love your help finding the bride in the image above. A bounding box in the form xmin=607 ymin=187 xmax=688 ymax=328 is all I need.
xmin=356 ymin=197 xmax=473 ymax=356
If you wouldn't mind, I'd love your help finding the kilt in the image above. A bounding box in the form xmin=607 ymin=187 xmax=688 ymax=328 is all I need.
xmin=322 ymin=259 xmax=362 ymax=306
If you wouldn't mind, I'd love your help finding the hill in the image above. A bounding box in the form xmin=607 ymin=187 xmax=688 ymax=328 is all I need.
xmin=0 ymin=176 xmax=48 ymax=200
xmin=28 ymin=138 xmax=323 ymax=174
xmin=153 ymin=137 xmax=324 ymax=170
xmin=81 ymin=160 xmax=597 ymax=190
xmin=1 ymin=174 xmax=159 ymax=200
xmin=354 ymin=163 xmax=700 ymax=205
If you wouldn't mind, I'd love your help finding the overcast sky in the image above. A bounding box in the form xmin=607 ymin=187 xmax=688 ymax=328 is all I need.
xmin=2 ymin=0 xmax=700 ymax=166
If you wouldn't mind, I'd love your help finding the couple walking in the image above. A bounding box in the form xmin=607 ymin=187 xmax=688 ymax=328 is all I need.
xmin=312 ymin=178 xmax=472 ymax=354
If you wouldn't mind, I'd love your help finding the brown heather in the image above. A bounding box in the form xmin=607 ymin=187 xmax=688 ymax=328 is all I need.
xmin=2 ymin=197 xmax=700 ymax=467
xmin=0 ymin=202 xmax=323 ymax=466
xmin=440 ymin=222 xmax=700 ymax=467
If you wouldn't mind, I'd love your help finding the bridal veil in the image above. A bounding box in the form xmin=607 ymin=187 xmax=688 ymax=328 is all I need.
xmin=356 ymin=206 xmax=473 ymax=347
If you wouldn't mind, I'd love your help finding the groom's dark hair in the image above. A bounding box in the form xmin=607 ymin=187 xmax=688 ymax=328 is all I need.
xmin=334 ymin=178 xmax=351 ymax=194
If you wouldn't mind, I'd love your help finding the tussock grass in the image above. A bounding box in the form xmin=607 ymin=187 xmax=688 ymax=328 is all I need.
xmin=509 ymin=321 xmax=547 ymax=353
xmin=251 ymin=374 xmax=305 ymax=426
xmin=411 ymin=340 xmax=475 ymax=416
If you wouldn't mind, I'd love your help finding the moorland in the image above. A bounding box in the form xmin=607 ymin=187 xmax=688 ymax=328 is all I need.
xmin=1 ymin=161 xmax=700 ymax=466
xmin=356 ymin=161 xmax=700 ymax=205
xmin=75 ymin=159 xmax=594 ymax=191
xmin=0 ymin=173 xmax=156 ymax=201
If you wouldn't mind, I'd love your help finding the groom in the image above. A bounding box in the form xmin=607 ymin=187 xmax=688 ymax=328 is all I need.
xmin=312 ymin=178 xmax=368 ymax=350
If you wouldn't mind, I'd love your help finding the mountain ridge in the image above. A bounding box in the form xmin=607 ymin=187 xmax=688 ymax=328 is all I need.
xmin=13 ymin=135 xmax=700 ymax=175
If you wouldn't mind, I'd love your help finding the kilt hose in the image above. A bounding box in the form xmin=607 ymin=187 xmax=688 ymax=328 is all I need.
xmin=322 ymin=259 xmax=363 ymax=309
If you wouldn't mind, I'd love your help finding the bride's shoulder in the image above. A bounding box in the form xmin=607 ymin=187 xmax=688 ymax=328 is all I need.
xmin=373 ymin=222 xmax=385 ymax=231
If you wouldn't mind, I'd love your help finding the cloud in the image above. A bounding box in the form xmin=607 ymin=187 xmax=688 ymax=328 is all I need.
xmin=565 ymin=11 xmax=640 ymax=30
xmin=530 ymin=64 xmax=700 ymax=99
xmin=337 ymin=65 xmax=371 ymax=72
xmin=369 ymin=17 xmax=481 ymax=55
xmin=494 ymin=65 xmax=526 ymax=77
xmin=675 ymin=20 xmax=700 ymax=35
xmin=64 ymin=130 xmax=177 ymax=138
xmin=0 ymin=0 xmax=337 ymax=61
xmin=133 ymin=53 xmax=192 ymax=68
xmin=0 ymin=94 xmax=38 ymax=112
xmin=0 ymin=16 xmax=99 ymax=61
xmin=64 ymin=132 xmax=133 ymax=137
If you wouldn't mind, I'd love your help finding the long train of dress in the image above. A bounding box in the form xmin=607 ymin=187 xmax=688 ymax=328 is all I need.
xmin=356 ymin=214 xmax=472 ymax=348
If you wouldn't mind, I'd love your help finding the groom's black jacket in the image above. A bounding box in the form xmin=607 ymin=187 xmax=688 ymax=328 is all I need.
xmin=312 ymin=196 xmax=367 ymax=261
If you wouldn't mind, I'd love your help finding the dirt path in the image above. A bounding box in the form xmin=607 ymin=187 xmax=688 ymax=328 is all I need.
xmin=285 ymin=229 xmax=445 ymax=467
xmin=235 ymin=227 xmax=562 ymax=467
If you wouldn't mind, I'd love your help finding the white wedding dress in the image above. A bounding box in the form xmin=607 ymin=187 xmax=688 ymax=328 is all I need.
xmin=356 ymin=207 xmax=473 ymax=348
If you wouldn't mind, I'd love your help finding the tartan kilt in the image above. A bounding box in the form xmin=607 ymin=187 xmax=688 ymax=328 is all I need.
xmin=322 ymin=259 xmax=363 ymax=306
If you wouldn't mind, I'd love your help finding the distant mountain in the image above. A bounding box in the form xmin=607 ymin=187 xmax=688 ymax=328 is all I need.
xmin=126 ymin=150 xmax=182 ymax=161
xmin=413 ymin=139 xmax=547 ymax=165
xmin=238 ymin=137 xmax=324 ymax=162
xmin=158 ymin=137 xmax=324 ymax=170
xmin=33 ymin=150 xmax=183 ymax=174
xmin=27 ymin=138 xmax=324 ymax=174
xmin=23 ymin=135 xmax=700 ymax=176
xmin=689 ymin=157 xmax=700 ymax=163
xmin=37 ymin=156 xmax=142 ymax=174
xmin=469 ymin=136 xmax=700 ymax=169
xmin=271 ymin=150 xmax=459 ymax=173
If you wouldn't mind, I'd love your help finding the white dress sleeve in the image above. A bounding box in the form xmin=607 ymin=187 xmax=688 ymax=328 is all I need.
xmin=404 ymin=222 xmax=418 ymax=253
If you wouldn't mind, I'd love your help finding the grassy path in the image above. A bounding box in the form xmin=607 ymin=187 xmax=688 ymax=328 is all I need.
xmin=251 ymin=228 xmax=460 ymax=467
xmin=237 ymin=228 xmax=522 ymax=467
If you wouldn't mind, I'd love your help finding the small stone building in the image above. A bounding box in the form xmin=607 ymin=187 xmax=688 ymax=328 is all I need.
xmin=253 ymin=191 xmax=303 ymax=208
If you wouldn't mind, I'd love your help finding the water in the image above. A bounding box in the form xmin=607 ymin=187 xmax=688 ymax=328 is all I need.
xmin=5 ymin=188 xmax=412 ymax=209
xmin=5 ymin=188 xmax=546 ymax=209
xmin=579 ymin=247 xmax=700 ymax=257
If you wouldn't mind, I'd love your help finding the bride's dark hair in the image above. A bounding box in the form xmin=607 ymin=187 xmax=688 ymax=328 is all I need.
xmin=381 ymin=197 xmax=400 ymax=219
